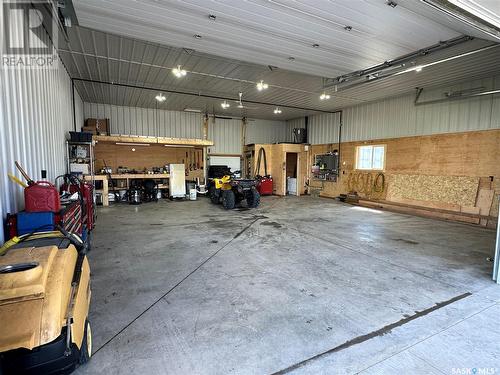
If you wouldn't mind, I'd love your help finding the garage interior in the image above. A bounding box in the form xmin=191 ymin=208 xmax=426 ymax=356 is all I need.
xmin=1 ymin=0 xmax=500 ymax=374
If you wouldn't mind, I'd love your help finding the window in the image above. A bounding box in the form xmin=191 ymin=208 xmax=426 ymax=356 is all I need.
xmin=355 ymin=145 xmax=385 ymax=170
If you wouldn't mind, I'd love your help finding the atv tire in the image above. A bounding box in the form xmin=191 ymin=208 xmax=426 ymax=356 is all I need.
xmin=246 ymin=189 xmax=260 ymax=208
xmin=222 ymin=190 xmax=236 ymax=209
xmin=79 ymin=319 xmax=92 ymax=364
xmin=209 ymin=186 xmax=219 ymax=204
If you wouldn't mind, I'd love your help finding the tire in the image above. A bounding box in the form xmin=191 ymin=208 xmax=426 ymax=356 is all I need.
xmin=222 ymin=190 xmax=236 ymax=209
xmin=246 ymin=189 xmax=260 ymax=208
xmin=209 ymin=186 xmax=219 ymax=204
xmin=79 ymin=320 xmax=92 ymax=365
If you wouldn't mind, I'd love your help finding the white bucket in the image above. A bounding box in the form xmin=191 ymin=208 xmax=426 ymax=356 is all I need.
xmin=189 ymin=188 xmax=197 ymax=200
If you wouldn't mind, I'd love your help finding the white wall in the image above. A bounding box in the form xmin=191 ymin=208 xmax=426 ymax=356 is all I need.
xmin=84 ymin=102 xmax=203 ymax=138
xmin=0 ymin=32 xmax=77 ymax=244
xmin=246 ymin=118 xmax=289 ymax=144
xmin=306 ymin=74 xmax=500 ymax=145
xmin=207 ymin=117 xmax=243 ymax=155
xmin=74 ymin=89 xmax=84 ymax=130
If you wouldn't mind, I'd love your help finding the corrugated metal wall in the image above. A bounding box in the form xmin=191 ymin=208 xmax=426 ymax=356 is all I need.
xmin=245 ymin=119 xmax=287 ymax=144
xmin=83 ymin=103 xmax=292 ymax=153
xmin=0 ymin=30 xmax=80 ymax=243
xmin=84 ymin=103 xmax=203 ymax=138
xmin=308 ymin=74 xmax=500 ymax=144
xmin=284 ymin=118 xmax=304 ymax=143
xmin=208 ymin=117 xmax=242 ymax=154
xmin=75 ymin=91 xmax=84 ymax=130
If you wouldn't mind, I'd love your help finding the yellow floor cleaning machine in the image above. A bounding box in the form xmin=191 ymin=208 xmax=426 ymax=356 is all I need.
xmin=0 ymin=227 xmax=92 ymax=374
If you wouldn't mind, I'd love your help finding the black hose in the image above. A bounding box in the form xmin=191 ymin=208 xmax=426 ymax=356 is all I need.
xmin=254 ymin=147 xmax=268 ymax=177
xmin=373 ymin=172 xmax=385 ymax=193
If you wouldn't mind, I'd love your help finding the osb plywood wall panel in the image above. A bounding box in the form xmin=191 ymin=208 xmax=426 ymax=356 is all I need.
xmin=387 ymin=175 xmax=479 ymax=207
xmin=311 ymin=129 xmax=500 ymax=217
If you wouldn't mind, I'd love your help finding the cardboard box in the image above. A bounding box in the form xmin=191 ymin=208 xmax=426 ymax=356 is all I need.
xmin=83 ymin=118 xmax=109 ymax=135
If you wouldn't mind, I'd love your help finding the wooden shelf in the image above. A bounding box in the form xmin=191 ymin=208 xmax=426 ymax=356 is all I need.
xmin=93 ymin=135 xmax=213 ymax=147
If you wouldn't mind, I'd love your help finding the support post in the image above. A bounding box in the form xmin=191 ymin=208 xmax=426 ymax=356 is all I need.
xmin=72 ymin=79 xmax=76 ymax=131
xmin=493 ymin=196 xmax=500 ymax=284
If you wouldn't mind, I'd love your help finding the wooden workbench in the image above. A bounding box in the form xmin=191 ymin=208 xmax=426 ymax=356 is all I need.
xmin=84 ymin=174 xmax=170 ymax=206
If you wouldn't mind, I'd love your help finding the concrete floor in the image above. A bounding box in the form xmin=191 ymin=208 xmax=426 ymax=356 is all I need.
xmin=77 ymin=196 xmax=500 ymax=375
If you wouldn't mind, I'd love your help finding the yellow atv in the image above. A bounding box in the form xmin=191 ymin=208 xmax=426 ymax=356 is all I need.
xmin=208 ymin=172 xmax=260 ymax=209
xmin=0 ymin=228 xmax=92 ymax=374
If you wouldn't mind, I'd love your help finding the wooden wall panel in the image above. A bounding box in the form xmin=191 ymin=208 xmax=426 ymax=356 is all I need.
xmin=94 ymin=143 xmax=204 ymax=180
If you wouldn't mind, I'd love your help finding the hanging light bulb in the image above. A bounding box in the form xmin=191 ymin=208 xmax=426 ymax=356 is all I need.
xmin=256 ymin=80 xmax=269 ymax=91
xmin=172 ymin=65 xmax=187 ymax=78
xmin=221 ymin=100 xmax=230 ymax=109
xmin=319 ymin=92 xmax=331 ymax=100
xmin=273 ymin=107 xmax=282 ymax=114
xmin=155 ymin=93 xmax=166 ymax=102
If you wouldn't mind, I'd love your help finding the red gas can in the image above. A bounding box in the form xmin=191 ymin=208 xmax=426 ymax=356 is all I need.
xmin=25 ymin=181 xmax=61 ymax=213
xmin=256 ymin=176 xmax=273 ymax=196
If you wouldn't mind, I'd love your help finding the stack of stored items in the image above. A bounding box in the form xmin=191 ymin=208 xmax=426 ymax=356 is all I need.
xmin=5 ymin=163 xmax=94 ymax=245
xmin=83 ymin=118 xmax=110 ymax=135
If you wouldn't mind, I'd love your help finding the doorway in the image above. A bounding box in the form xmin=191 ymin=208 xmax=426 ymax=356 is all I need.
xmin=286 ymin=152 xmax=299 ymax=196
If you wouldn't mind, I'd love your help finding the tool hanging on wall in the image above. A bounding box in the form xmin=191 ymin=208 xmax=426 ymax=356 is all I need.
xmin=254 ymin=147 xmax=273 ymax=196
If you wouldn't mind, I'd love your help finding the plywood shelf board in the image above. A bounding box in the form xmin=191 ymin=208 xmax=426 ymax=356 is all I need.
xmin=94 ymin=135 xmax=213 ymax=146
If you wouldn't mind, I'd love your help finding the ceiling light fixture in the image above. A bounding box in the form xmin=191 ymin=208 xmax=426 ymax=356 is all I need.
xmin=415 ymin=66 xmax=423 ymax=72
xmin=172 ymin=65 xmax=187 ymax=78
xmin=312 ymin=43 xmax=320 ymax=48
xmin=273 ymin=107 xmax=282 ymax=114
xmin=221 ymin=100 xmax=230 ymax=109
xmin=256 ymin=80 xmax=269 ymax=91
xmin=344 ymin=25 xmax=352 ymax=31
xmin=320 ymin=92 xmax=331 ymax=100
xmin=208 ymin=14 xmax=216 ymax=21
xmin=155 ymin=93 xmax=166 ymax=102
xmin=288 ymin=56 xmax=295 ymax=61
xmin=193 ymin=34 xmax=202 ymax=39
xmin=183 ymin=108 xmax=202 ymax=113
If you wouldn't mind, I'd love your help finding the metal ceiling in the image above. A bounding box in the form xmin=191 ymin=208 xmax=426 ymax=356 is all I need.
xmin=71 ymin=0 xmax=498 ymax=77
xmin=59 ymin=1 xmax=500 ymax=120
